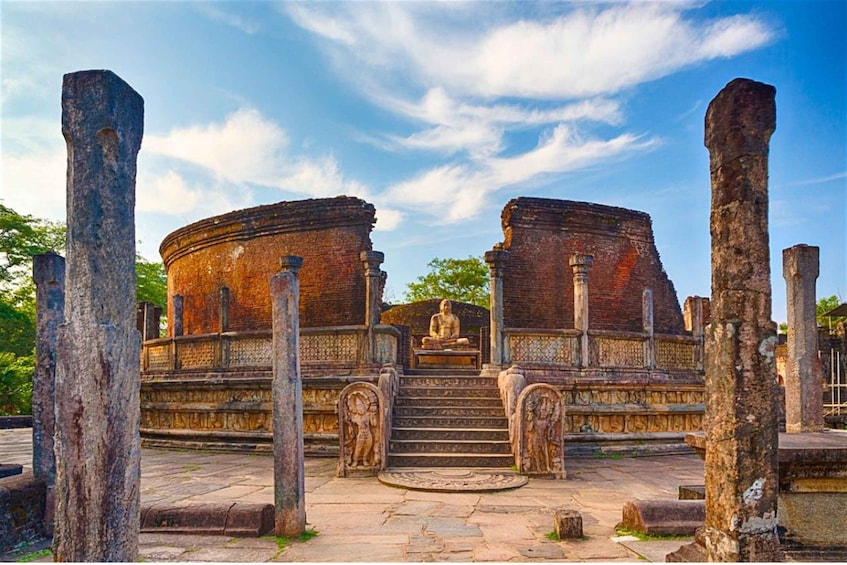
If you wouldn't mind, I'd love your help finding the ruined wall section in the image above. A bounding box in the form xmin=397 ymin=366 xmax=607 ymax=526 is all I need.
xmin=500 ymin=198 xmax=684 ymax=334
xmin=160 ymin=197 xmax=375 ymax=334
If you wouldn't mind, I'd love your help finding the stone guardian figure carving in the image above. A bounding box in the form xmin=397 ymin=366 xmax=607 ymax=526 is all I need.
xmin=515 ymin=384 xmax=565 ymax=478
xmin=337 ymin=382 xmax=385 ymax=477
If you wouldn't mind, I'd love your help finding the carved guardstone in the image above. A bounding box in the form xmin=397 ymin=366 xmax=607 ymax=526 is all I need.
xmin=515 ymin=384 xmax=565 ymax=478
xmin=54 ymin=70 xmax=143 ymax=562
xmin=337 ymin=382 xmax=386 ymax=477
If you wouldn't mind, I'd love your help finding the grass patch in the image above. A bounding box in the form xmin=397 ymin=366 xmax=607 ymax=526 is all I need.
xmin=545 ymin=531 xmax=559 ymax=541
xmin=181 ymin=464 xmax=201 ymax=473
xmin=615 ymin=526 xmax=690 ymax=541
xmin=16 ymin=548 xmax=52 ymax=562
xmin=262 ymin=530 xmax=317 ymax=559
xmin=593 ymin=452 xmax=623 ymax=460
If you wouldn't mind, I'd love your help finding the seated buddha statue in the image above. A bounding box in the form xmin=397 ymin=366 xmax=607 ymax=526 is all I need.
xmin=421 ymin=299 xmax=470 ymax=350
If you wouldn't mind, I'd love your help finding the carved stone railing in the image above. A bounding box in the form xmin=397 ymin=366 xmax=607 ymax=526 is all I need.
xmin=141 ymin=324 xmax=400 ymax=373
xmin=502 ymin=328 xmax=701 ymax=371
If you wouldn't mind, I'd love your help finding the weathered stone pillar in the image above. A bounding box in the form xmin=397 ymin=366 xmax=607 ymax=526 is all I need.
xmin=783 ymin=244 xmax=824 ymax=432
xmin=219 ymin=285 xmax=230 ymax=333
xmin=360 ymin=250 xmax=384 ymax=363
xmin=569 ymin=254 xmax=593 ymax=367
xmin=54 ymin=70 xmax=143 ymax=562
xmin=32 ymin=252 xmax=64 ymax=536
xmin=642 ymin=288 xmax=655 ymax=369
xmin=684 ymin=296 xmax=709 ymax=371
xmin=137 ymin=301 xmax=160 ymax=341
xmin=271 ymin=255 xmax=306 ymax=537
xmin=172 ymin=294 xmax=184 ymax=337
xmin=484 ymin=249 xmax=509 ymax=367
xmin=703 ymin=77 xmax=780 ymax=562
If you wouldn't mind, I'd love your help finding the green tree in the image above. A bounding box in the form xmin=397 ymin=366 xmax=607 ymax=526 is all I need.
xmin=404 ymin=256 xmax=489 ymax=308
xmin=778 ymin=294 xmax=845 ymax=334
xmin=0 ymin=352 xmax=34 ymax=415
xmin=136 ymin=254 xmax=167 ymax=310
xmin=817 ymin=294 xmax=846 ymax=330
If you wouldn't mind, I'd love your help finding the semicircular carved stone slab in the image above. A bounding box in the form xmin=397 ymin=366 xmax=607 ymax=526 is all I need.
xmin=516 ymin=383 xmax=566 ymax=478
xmin=337 ymin=382 xmax=385 ymax=477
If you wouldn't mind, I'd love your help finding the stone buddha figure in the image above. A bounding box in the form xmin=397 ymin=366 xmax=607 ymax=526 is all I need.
xmin=421 ymin=299 xmax=470 ymax=350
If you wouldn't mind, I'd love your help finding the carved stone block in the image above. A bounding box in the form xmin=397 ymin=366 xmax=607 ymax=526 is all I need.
xmin=515 ymin=384 xmax=565 ymax=478
xmin=554 ymin=509 xmax=583 ymax=539
xmin=337 ymin=382 xmax=385 ymax=477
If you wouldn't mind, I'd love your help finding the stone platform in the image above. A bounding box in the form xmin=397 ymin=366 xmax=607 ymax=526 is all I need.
xmin=413 ymin=349 xmax=480 ymax=370
xmin=686 ymin=430 xmax=847 ymax=547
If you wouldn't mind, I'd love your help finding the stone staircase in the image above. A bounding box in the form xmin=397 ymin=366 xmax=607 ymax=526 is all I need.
xmin=388 ymin=370 xmax=513 ymax=468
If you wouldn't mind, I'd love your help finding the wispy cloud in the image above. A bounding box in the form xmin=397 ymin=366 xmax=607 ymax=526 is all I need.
xmin=195 ymin=4 xmax=261 ymax=35
xmin=783 ymin=171 xmax=847 ymax=188
xmin=282 ymin=2 xmax=774 ymax=225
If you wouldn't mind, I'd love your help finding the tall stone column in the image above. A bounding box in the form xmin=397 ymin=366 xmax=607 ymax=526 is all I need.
xmin=569 ymin=254 xmax=593 ymax=368
xmin=172 ymin=294 xmax=184 ymax=337
xmin=703 ymin=78 xmax=780 ymax=562
xmin=360 ymin=250 xmax=384 ymax=363
xmin=783 ymin=244 xmax=824 ymax=432
xmin=484 ymin=249 xmax=509 ymax=367
xmin=642 ymin=288 xmax=655 ymax=369
xmin=219 ymin=285 xmax=231 ymax=333
xmin=32 ymin=252 xmax=65 ymax=536
xmin=54 ymin=70 xmax=143 ymax=562
xmin=271 ymin=256 xmax=306 ymax=537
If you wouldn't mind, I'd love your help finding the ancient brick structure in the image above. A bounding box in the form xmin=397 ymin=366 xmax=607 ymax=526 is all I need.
xmin=498 ymin=198 xmax=684 ymax=334
xmin=160 ymin=196 xmax=376 ymax=334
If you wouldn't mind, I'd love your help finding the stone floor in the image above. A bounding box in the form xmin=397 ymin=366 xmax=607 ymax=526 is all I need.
xmin=0 ymin=428 xmax=704 ymax=562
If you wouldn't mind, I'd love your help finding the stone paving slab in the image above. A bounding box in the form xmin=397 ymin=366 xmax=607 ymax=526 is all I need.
xmin=0 ymin=428 xmax=707 ymax=562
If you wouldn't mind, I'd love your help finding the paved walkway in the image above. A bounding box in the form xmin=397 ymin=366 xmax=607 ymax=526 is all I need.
xmin=1 ymin=428 xmax=704 ymax=562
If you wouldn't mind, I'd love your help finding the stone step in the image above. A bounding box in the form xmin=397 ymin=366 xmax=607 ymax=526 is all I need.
xmin=387 ymin=452 xmax=514 ymax=468
xmin=394 ymin=405 xmax=506 ymax=418
xmin=390 ymin=439 xmax=512 ymax=455
xmin=397 ymin=386 xmax=500 ymax=399
xmin=395 ymin=396 xmax=503 ymax=408
xmin=405 ymin=368 xmax=480 ymax=376
xmin=392 ymin=427 xmax=510 ymax=441
xmin=399 ymin=376 xmax=498 ymax=388
xmin=393 ymin=415 xmax=508 ymax=429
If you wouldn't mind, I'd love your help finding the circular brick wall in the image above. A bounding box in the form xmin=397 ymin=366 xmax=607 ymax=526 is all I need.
xmin=160 ymin=197 xmax=376 ymax=334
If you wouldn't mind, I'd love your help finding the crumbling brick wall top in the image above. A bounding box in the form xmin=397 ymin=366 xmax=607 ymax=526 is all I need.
xmin=498 ymin=197 xmax=684 ymax=334
xmin=160 ymin=197 xmax=376 ymax=334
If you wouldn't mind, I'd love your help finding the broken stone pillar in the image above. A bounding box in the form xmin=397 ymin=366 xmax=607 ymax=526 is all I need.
xmin=643 ymin=288 xmax=655 ymax=369
xmin=360 ymin=251 xmax=384 ymax=363
xmin=684 ymin=296 xmax=709 ymax=371
xmin=703 ymin=78 xmax=780 ymax=561
xmin=484 ymin=248 xmax=509 ymax=367
xmin=54 ymin=70 xmax=143 ymax=562
xmin=783 ymin=244 xmax=824 ymax=432
xmin=271 ymin=256 xmax=306 ymax=538
xmin=136 ymin=301 xmax=160 ymax=341
xmin=569 ymin=254 xmax=593 ymax=367
xmin=32 ymin=252 xmax=64 ymax=536
xmin=172 ymin=294 xmax=184 ymax=337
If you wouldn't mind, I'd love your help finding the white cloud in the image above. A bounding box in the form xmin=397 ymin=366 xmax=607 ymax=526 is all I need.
xmin=195 ymin=4 xmax=260 ymax=35
xmin=284 ymin=3 xmax=774 ymax=99
xmin=384 ymin=126 xmax=657 ymax=223
xmin=136 ymin=170 xmax=202 ymax=215
xmin=144 ymin=108 xmax=290 ymax=186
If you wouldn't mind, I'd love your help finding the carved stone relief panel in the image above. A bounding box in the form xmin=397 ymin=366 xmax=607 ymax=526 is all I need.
xmin=516 ymin=383 xmax=565 ymax=478
xmin=337 ymin=382 xmax=385 ymax=477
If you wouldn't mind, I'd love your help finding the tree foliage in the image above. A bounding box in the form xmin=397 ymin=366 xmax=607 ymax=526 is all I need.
xmin=0 ymin=203 xmax=169 ymax=414
xmin=778 ymin=294 xmax=845 ymax=334
xmin=404 ymin=256 xmax=489 ymax=308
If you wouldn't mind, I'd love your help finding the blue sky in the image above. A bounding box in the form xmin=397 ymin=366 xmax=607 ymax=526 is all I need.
xmin=2 ymin=1 xmax=844 ymax=325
